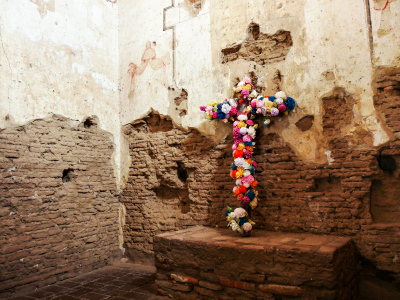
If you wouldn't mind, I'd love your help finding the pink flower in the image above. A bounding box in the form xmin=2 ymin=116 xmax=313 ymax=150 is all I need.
xmin=251 ymin=100 xmax=256 ymax=107
xmin=242 ymin=175 xmax=254 ymax=183
xmin=200 ymin=106 xmax=206 ymax=111
xmin=271 ymin=107 xmax=279 ymax=116
xmin=230 ymin=106 xmax=238 ymax=116
xmin=242 ymin=196 xmax=251 ymax=205
xmin=234 ymin=138 xmax=243 ymax=146
xmin=256 ymin=108 xmax=262 ymax=114
xmin=253 ymin=161 xmax=257 ymax=168
xmin=242 ymin=77 xmax=251 ymax=84
xmin=233 ymin=186 xmax=238 ymax=193
xmin=243 ymin=135 xmax=252 ymax=142
xmin=233 ymin=121 xmax=239 ymax=127
xmin=233 ymin=127 xmax=241 ymax=138
xmin=246 ymin=120 xmax=254 ymax=126
xmin=212 ymin=111 xmax=218 ymax=118
xmin=256 ymin=100 xmax=264 ymax=108
xmin=232 ymin=144 xmax=237 ymax=151
xmin=250 ymin=83 xmax=254 ymax=89
xmin=241 ymin=89 xmax=249 ymax=98
xmin=278 ymin=104 xmax=286 ymax=112
xmin=244 ymin=150 xmax=252 ymax=159
xmin=243 ymin=222 xmax=252 ymax=232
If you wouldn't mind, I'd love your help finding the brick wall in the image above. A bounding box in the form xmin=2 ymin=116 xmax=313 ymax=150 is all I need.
xmin=0 ymin=115 xmax=120 ymax=297
xmin=122 ymin=68 xmax=400 ymax=282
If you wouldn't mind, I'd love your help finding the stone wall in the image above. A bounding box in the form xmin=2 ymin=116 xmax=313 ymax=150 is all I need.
xmin=0 ymin=115 xmax=119 ymax=298
xmin=122 ymin=67 xmax=400 ymax=284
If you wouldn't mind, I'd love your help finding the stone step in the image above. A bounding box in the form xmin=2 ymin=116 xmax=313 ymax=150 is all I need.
xmin=154 ymin=226 xmax=359 ymax=300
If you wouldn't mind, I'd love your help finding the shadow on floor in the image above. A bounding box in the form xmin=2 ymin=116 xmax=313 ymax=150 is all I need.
xmin=10 ymin=263 xmax=168 ymax=300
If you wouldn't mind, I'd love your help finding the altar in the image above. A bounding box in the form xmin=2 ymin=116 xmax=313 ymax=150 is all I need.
xmin=154 ymin=226 xmax=358 ymax=300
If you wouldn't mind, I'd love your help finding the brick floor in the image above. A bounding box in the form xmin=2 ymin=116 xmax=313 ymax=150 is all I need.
xmin=9 ymin=263 xmax=168 ymax=300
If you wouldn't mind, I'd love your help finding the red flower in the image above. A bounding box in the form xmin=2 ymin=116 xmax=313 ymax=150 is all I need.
xmin=234 ymin=150 xmax=244 ymax=158
xmin=239 ymin=186 xmax=247 ymax=194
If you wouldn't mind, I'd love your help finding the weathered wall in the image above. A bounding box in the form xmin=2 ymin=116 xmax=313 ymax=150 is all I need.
xmin=0 ymin=1 xmax=121 ymax=296
xmin=0 ymin=0 xmax=120 ymax=180
xmin=119 ymin=0 xmax=400 ymax=291
xmin=0 ymin=115 xmax=119 ymax=298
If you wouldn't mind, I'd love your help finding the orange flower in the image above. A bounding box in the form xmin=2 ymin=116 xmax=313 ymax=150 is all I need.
xmin=251 ymin=181 xmax=258 ymax=188
xmin=245 ymin=158 xmax=252 ymax=165
xmin=245 ymin=146 xmax=253 ymax=152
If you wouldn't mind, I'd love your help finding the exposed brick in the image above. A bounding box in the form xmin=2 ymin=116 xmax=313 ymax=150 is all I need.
xmin=259 ymin=284 xmax=303 ymax=296
xmin=220 ymin=279 xmax=256 ymax=291
xmin=0 ymin=115 xmax=119 ymax=297
xmin=198 ymin=280 xmax=222 ymax=291
xmin=239 ymin=273 xmax=266 ymax=283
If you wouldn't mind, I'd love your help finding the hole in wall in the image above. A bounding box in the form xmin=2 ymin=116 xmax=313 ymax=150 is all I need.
xmin=378 ymin=155 xmax=396 ymax=173
xmin=177 ymin=162 xmax=188 ymax=182
xmin=62 ymin=169 xmax=73 ymax=183
xmin=84 ymin=118 xmax=95 ymax=128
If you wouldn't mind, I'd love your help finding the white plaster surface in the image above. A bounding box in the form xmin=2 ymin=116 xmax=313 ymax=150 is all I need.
xmin=2 ymin=0 xmax=400 ymax=180
xmin=0 ymin=0 xmax=120 ymax=179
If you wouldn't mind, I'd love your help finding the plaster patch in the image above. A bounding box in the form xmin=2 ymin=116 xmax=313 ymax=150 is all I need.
xmin=92 ymin=72 xmax=117 ymax=92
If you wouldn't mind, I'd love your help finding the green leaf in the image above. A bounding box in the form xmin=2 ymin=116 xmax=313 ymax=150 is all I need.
xmin=227 ymin=206 xmax=233 ymax=213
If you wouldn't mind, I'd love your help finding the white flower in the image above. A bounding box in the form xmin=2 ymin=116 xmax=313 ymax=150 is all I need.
xmin=230 ymin=220 xmax=240 ymax=231
xmin=243 ymin=161 xmax=250 ymax=169
xmin=250 ymin=90 xmax=258 ymax=97
xmin=239 ymin=127 xmax=247 ymax=135
xmin=275 ymin=98 xmax=283 ymax=105
xmin=275 ymin=91 xmax=286 ymax=99
xmin=230 ymin=212 xmax=237 ymax=219
xmin=264 ymin=119 xmax=271 ymax=125
xmin=234 ymin=207 xmax=246 ymax=218
xmin=237 ymin=81 xmax=245 ymax=87
xmin=235 ymin=157 xmax=245 ymax=167
xmin=247 ymin=127 xmax=255 ymax=136
xmin=243 ymin=170 xmax=251 ymax=177
xmin=243 ymin=222 xmax=252 ymax=232
xmin=243 ymin=182 xmax=250 ymax=188
xmin=229 ymin=99 xmax=238 ymax=107
xmin=221 ymin=103 xmax=231 ymax=114
xmin=238 ymin=114 xmax=248 ymax=121
xmin=236 ymin=179 xmax=242 ymax=186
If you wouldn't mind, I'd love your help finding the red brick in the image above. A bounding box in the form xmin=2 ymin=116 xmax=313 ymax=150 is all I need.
xmin=220 ymin=279 xmax=255 ymax=291
xmin=259 ymin=284 xmax=303 ymax=296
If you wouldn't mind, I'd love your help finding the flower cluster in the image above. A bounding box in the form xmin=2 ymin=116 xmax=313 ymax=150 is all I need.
xmin=199 ymin=76 xmax=296 ymax=235
xmin=199 ymin=98 xmax=239 ymax=122
xmin=231 ymin=113 xmax=259 ymax=210
xmin=225 ymin=207 xmax=254 ymax=234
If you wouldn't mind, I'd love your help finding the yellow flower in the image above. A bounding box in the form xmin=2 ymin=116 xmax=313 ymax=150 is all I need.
xmin=205 ymin=115 xmax=212 ymax=120
xmin=237 ymin=121 xmax=246 ymax=128
xmin=284 ymin=110 xmax=289 ymax=116
xmin=245 ymin=84 xmax=252 ymax=90
xmin=208 ymin=100 xmax=217 ymax=106
xmin=265 ymin=101 xmax=274 ymax=109
xmin=246 ymin=106 xmax=252 ymax=113
xmin=237 ymin=143 xmax=245 ymax=150
xmin=218 ymin=100 xmax=224 ymax=104
xmin=253 ymin=124 xmax=258 ymax=130
xmin=236 ymin=169 xmax=244 ymax=178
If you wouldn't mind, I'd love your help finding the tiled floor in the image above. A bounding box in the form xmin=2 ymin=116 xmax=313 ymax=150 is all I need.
xmin=10 ymin=264 xmax=168 ymax=300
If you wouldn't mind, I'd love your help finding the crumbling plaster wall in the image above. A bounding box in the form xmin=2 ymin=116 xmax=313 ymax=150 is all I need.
xmin=0 ymin=0 xmax=121 ymax=180
xmin=118 ymin=0 xmax=397 ymax=163
xmin=119 ymin=0 xmax=400 ymax=288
